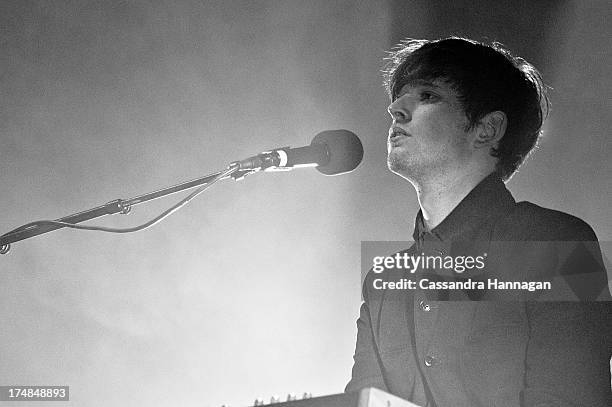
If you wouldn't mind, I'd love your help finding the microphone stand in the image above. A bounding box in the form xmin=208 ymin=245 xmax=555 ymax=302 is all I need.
xmin=0 ymin=162 xmax=256 ymax=254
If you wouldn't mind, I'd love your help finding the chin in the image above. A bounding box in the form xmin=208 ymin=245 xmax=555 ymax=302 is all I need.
xmin=387 ymin=156 xmax=411 ymax=178
xmin=387 ymin=154 xmax=425 ymax=184
xmin=388 ymin=149 xmax=410 ymax=171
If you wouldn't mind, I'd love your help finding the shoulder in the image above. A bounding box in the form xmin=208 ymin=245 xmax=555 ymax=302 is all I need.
xmin=495 ymin=201 xmax=599 ymax=242
xmin=496 ymin=202 xmax=610 ymax=300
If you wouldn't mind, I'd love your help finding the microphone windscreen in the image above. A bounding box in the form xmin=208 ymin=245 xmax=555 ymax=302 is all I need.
xmin=311 ymin=130 xmax=363 ymax=175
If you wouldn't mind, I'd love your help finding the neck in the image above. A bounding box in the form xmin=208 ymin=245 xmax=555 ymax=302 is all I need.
xmin=413 ymin=169 xmax=494 ymax=230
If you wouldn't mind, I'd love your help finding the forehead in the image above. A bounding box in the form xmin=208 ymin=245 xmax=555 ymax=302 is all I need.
xmin=400 ymin=78 xmax=441 ymax=90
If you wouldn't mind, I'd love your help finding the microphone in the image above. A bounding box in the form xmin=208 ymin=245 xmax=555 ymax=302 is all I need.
xmin=235 ymin=130 xmax=363 ymax=176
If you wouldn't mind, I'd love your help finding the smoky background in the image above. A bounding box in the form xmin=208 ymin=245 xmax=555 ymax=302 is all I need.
xmin=0 ymin=1 xmax=609 ymax=406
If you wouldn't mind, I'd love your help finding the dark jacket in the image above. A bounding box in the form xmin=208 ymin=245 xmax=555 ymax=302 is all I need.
xmin=346 ymin=174 xmax=612 ymax=407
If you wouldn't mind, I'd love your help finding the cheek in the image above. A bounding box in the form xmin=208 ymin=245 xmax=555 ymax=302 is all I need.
xmin=415 ymin=110 xmax=454 ymax=145
xmin=421 ymin=107 xmax=468 ymax=143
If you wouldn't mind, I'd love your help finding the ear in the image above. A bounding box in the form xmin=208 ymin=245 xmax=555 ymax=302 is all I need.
xmin=473 ymin=111 xmax=507 ymax=149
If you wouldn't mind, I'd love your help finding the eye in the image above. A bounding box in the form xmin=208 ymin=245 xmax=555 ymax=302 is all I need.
xmin=420 ymin=91 xmax=437 ymax=102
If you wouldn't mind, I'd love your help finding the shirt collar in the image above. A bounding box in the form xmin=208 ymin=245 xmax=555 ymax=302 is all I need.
xmin=412 ymin=172 xmax=516 ymax=243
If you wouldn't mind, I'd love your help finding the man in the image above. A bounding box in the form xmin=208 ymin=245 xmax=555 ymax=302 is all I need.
xmin=346 ymin=37 xmax=611 ymax=407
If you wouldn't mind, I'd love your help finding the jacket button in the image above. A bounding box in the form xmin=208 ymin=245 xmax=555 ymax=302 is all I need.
xmin=424 ymin=355 xmax=436 ymax=367
xmin=419 ymin=300 xmax=431 ymax=312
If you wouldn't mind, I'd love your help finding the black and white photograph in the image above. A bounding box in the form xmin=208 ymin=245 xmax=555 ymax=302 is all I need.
xmin=1 ymin=1 xmax=610 ymax=406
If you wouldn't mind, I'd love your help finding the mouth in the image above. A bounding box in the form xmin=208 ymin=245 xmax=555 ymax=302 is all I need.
xmin=388 ymin=127 xmax=410 ymax=144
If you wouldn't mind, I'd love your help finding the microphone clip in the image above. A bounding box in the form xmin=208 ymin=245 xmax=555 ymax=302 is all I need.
xmin=229 ymin=147 xmax=290 ymax=181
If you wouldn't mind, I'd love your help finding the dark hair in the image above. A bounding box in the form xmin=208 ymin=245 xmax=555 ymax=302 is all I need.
xmin=383 ymin=37 xmax=550 ymax=180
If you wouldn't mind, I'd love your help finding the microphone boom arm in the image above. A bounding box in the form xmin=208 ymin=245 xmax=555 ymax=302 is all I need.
xmin=0 ymin=164 xmax=245 ymax=254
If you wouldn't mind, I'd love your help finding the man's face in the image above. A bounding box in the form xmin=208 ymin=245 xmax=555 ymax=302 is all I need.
xmin=387 ymin=79 xmax=473 ymax=181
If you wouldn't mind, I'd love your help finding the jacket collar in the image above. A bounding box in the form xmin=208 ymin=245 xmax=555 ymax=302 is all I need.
xmin=412 ymin=172 xmax=516 ymax=243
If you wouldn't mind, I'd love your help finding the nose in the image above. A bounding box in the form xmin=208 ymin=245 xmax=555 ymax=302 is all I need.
xmin=387 ymin=98 xmax=410 ymax=123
